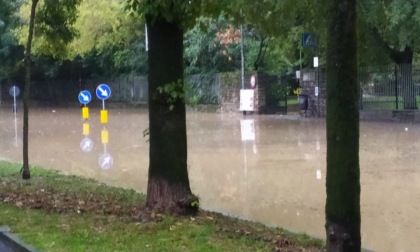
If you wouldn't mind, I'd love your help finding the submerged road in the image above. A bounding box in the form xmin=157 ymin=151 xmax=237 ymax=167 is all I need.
xmin=1 ymin=107 xmax=420 ymax=251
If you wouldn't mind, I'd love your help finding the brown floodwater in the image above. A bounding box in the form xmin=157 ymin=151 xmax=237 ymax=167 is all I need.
xmin=1 ymin=106 xmax=420 ymax=252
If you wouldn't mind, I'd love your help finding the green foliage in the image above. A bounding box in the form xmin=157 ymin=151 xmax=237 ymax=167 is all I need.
xmin=126 ymin=0 xmax=227 ymax=28
xmin=70 ymin=0 xmax=147 ymax=76
xmin=0 ymin=0 xmax=23 ymax=81
xmin=359 ymin=0 xmax=420 ymax=63
xmin=271 ymin=84 xmax=290 ymax=106
xmin=190 ymin=200 xmax=199 ymax=208
xmin=157 ymin=80 xmax=185 ymax=110
xmin=184 ymin=14 xmax=302 ymax=75
xmin=184 ymin=15 xmax=241 ymax=75
xmin=13 ymin=0 xmax=82 ymax=59
xmin=184 ymin=82 xmax=202 ymax=106
xmin=238 ymin=0 xmax=328 ymax=70
xmin=35 ymin=0 xmax=81 ymax=56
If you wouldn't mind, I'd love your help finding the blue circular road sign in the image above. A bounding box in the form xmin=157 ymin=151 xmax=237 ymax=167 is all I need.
xmin=9 ymin=86 xmax=20 ymax=97
xmin=78 ymin=90 xmax=92 ymax=105
xmin=96 ymin=84 xmax=111 ymax=100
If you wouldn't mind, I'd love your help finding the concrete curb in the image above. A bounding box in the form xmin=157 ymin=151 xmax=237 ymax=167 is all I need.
xmin=0 ymin=226 xmax=37 ymax=252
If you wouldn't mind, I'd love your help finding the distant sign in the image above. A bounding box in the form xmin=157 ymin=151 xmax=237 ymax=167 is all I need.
xmin=250 ymin=75 xmax=256 ymax=88
xmin=96 ymin=84 xmax=111 ymax=100
xmin=9 ymin=86 xmax=20 ymax=97
xmin=78 ymin=90 xmax=92 ymax=105
xmin=302 ymin=33 xmax=317 ymax=48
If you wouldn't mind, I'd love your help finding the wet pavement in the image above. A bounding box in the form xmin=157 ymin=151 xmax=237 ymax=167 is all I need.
xmin=1 ymin=106 xmax=420 ymax=252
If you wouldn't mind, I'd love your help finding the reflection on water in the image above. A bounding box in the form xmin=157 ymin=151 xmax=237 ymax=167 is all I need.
xmin=1 ymin=107 xmax=420 ymax=251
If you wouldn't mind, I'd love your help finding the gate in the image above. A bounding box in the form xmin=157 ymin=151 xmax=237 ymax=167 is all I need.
xmin=359 ymin=64 xmax=420 ymax=110
xmin=261 ymin=73 xmax=293 ymax=114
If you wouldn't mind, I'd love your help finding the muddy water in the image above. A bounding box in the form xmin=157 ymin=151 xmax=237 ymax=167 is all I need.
xmin=1 ymin=106 xmax=420 ymax=252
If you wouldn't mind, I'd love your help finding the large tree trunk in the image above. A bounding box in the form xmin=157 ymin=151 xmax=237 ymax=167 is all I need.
xmin=392 ymin=47 xmax=416 ymax=109
xmin=325 ymin=0 xmax=360 ymax=251
xmin=146 ymin=17 xmax=198 ymax=215
xmin=21 ymin=0 xmax=39 ymax=180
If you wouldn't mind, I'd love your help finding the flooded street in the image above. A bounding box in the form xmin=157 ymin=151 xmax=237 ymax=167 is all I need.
xmin=1 ymin=106 xmax=420 ymax=252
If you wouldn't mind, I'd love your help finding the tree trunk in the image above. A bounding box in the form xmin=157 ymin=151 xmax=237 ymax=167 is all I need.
xmin=146 ymin=17 xmax=198 ymax=215
xmin=399 ymin=63 xmax=416 ymax=109
xmin=325 ymin=0 xmax=360 ymax=251
xmin=392 ymin=47 xmax=416 ymax=109
xmin=21 ymin=0 xmax=39 ymax=180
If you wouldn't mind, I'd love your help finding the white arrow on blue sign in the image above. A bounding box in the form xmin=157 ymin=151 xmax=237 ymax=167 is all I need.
xmin=98 ymin=153 xmax=113 ymax=170
xmin=78 ymin=90 xmax=92 ymax=105
xmin=96 ymin=84 xmax=111 ymax=100
xmin=302 ymin=32 xmax=317 ymax=48
xmin=80 ymin=138 xmax=93 ymax=152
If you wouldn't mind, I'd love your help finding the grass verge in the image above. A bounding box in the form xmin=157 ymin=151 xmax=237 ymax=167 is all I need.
xmin=0 ymin=161 xmax=325 ymax=252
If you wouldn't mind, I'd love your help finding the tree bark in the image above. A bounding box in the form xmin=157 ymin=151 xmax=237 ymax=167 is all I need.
xmin=21 ymin=0 xmax=39 ymax=180
xmin=389 ymin=46 xmax=415 ymax=109
xmin=146 ymin=16 xmax=198 ymax=215
xmin=392 ymin=47 xmax=416 ymax=109
xmin=325 ymin=0 xmax=360 ymax=251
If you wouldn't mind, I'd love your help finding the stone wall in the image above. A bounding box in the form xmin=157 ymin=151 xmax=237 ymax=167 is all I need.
xmin=299 ymin=68 xmax=326 ymax=117
xmin=218 ymin=71 xmax=266 ymax=113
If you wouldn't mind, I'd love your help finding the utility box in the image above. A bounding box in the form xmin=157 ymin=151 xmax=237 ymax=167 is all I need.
xmin=240 ymin=89 xmax=255 ymax=112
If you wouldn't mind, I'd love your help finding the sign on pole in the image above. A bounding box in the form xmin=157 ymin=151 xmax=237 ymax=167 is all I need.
xmin=78 ymin=90 xmax=92 ymax=105
xmin=99 ymin=153 xmax=113 ymax=170
xmin=80 ymin=138 xmax=93 ymax=152
xmin=9 ymin=86 xmax=20 ymax=97
xmin=96 ymin=84 xmax=111 ymax=112
xmin=9 ymin=86 xmax=20 ymax=113
xmin=302 ymin=33 xmax=317 ymax=48
xmin=96 ymin=84 xmax=111 ymax=100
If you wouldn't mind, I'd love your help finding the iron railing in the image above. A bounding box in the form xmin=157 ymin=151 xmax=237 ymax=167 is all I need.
xmin=359 ymin=64 xmax=420 ymax=110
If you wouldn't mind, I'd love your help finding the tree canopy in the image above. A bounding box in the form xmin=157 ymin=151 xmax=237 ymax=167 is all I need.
xmin=0 ymin=0 xmax=23 ymax=82
xmin=70 ymin=0 xmax=147 ymax=76
xmin=15 ymin=0 xmax=82 ymax=59
xmin=359 ymin=0 xmax=420 ymax=63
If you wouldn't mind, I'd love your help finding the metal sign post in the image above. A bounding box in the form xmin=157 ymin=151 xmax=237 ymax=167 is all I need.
xmin=78 ymin=90 xmax=93 ymax=152
xmin=95 ymin=84 xmax=113 ymax=170
xmin=9 ymin=86 xmax=20 ymax=147
xmin=314 ymin=57 xmax=320 ymax=117
xmin=9 ymin=86 xmax=20 ymax=114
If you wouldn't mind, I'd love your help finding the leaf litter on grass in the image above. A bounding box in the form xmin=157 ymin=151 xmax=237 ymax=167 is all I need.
xmin=0 ymin=167 xmax=325 ymax=252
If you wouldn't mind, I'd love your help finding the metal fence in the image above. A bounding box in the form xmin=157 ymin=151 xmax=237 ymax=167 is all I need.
xmin=0 ymin=71 xmax=293 ymax=111
xmin=359 ymin=64 xmax=420 ymax=110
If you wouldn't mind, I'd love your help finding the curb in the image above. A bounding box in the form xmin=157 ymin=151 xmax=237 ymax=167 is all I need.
xmin=0 ymin=226 xmax=37 ymax=252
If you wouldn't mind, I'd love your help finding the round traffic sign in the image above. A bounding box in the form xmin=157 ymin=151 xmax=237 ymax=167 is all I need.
xmin=80 ymin=138 xmax=93 ymax=152
xmin=96 ymin=84 xmax=111 ymax=100
xmin=78 ymin=90 xmax=92 ymax=105
xmin=9 ymin=86 xmax=20 ymax=97
xmin=98 ymin=153 xmax=113 ymax=170
xmin=250 ymin=75 xmax=256 ymax=89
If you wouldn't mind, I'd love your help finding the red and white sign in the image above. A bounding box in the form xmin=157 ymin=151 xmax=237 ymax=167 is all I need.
xmin=250 ymin=75 xmax=256 ymax=88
